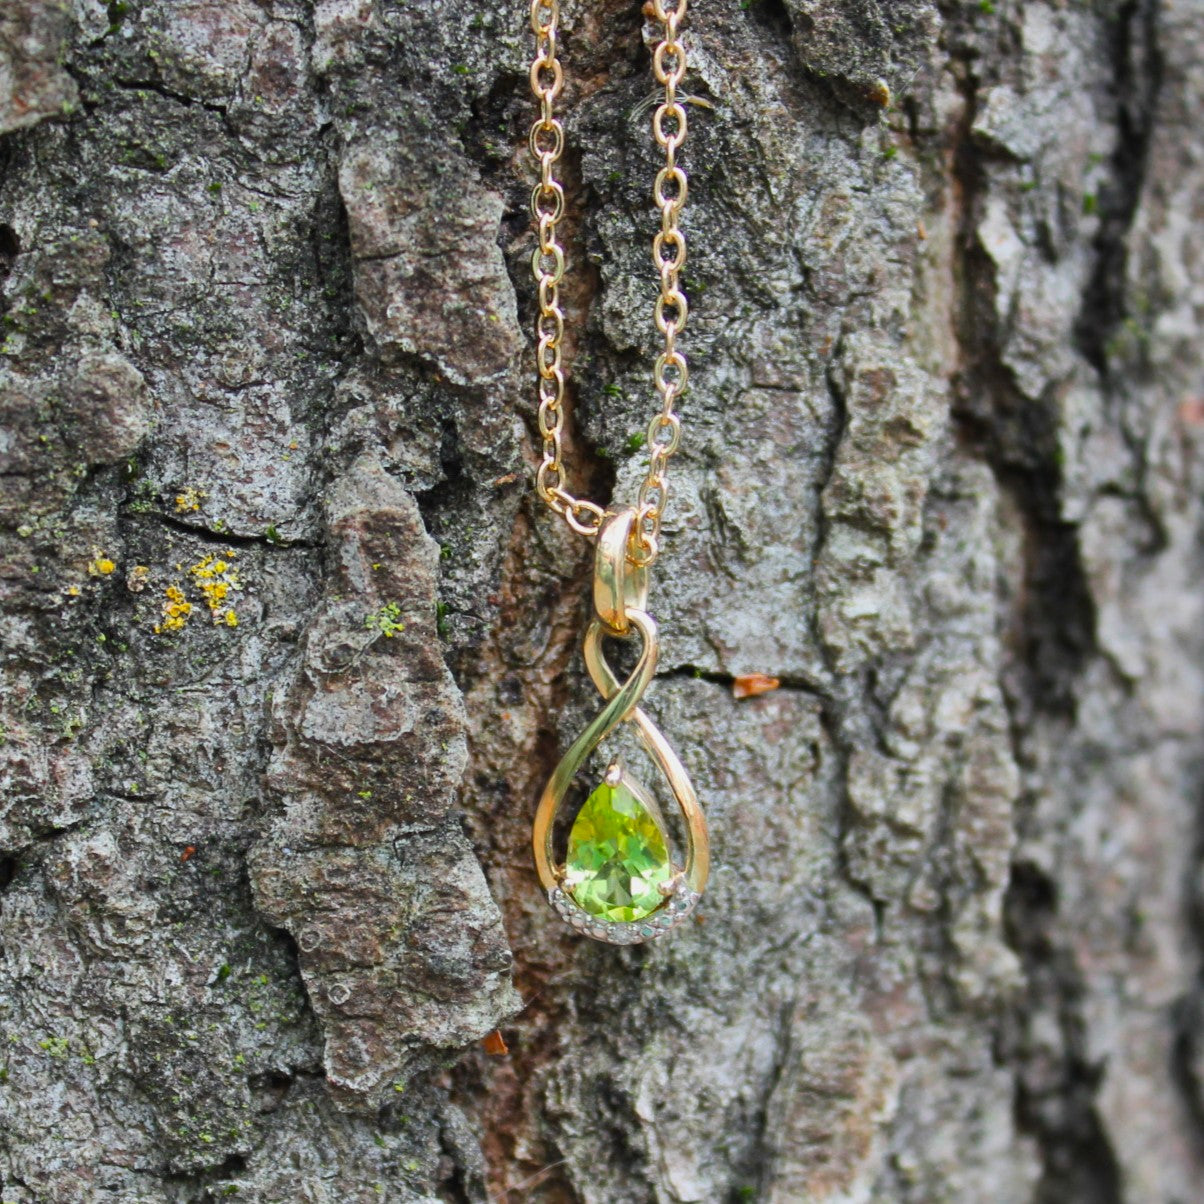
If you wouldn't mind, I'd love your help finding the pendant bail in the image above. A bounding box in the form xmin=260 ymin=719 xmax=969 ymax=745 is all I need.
xmin=594 ymin=507 xmax=649 ymax=634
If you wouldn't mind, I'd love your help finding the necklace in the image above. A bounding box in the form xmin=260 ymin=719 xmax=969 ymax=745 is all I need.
xmin=527 ymin=0 xmax=709 ymax=944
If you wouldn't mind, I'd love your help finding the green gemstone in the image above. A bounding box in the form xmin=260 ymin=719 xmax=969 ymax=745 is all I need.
xmin=564 ymin=778 xmax=673 ymax=922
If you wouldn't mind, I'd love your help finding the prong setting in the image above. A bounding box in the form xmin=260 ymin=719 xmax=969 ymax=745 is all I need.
xmin=658 ymin=869 xmax=685 ymax=897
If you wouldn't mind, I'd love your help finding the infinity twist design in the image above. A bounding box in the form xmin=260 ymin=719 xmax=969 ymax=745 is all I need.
xmin=533 ymin=509 xmax=709 ymax=943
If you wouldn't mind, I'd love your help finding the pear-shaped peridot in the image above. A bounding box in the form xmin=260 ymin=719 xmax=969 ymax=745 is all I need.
xmin=564 ymin=777 xmax=673 ymax=922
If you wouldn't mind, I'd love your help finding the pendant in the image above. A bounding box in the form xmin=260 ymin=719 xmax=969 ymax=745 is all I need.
xmin=533 ymin=507 xmax=709 ymax=944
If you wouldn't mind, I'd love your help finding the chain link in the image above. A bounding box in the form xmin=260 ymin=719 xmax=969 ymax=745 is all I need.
xmin=633 ymin=0 xmax=690 ymax=565
xmin=528 ymin=0 xmax=691 ymax=562
xmin=528 ymin=0 xmax=604 ymax=539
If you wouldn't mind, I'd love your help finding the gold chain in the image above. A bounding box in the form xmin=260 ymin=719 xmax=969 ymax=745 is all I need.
xmin=528 ymin=0 xmax=690 ymax=564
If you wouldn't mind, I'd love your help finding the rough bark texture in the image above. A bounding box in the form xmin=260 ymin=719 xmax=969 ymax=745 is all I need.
xmin=0 ymin=0 xmax=1202 ymax=1200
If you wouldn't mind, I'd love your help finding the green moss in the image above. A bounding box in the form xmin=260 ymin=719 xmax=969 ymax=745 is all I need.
xmin=38 ymin=1036 xmax=70 ymax=1059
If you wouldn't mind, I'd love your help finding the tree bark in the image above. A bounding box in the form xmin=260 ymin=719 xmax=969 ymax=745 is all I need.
xmin=1 ymin=0 xmax=1202 ymax=1200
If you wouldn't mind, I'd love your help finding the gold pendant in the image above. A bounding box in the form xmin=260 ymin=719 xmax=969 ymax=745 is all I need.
xmin=533 ymin=508 xmax=709 ymax=944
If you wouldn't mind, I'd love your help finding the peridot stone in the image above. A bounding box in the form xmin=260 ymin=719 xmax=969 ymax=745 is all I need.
xmin=564 ymin=778 xmax=672 ymax=922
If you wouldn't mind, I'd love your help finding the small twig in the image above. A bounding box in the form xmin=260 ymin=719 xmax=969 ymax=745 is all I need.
xmin=628 ymin=90 xmax=716 ymax=121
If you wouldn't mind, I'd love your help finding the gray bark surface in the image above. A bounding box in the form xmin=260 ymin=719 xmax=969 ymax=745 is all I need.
xmin=0 ymin=0 xmax=1202 ymax=1201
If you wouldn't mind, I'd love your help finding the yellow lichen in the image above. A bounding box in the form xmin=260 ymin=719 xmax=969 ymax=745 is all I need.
xmin=364 ymin=601 xmax=404 ymax=638
xmin=152 ymin=550 xmax=244 ymax=636
xmin=126 ymin=565 xmax=150 ymax=592
xmin=154 ymin=584 xmax=193 ymax=634
xmin=175 ymin=487 xmax=207 ymax=513
xmin=88 ymin=555 xmax=116 ymax=576
xmin=189 ymin=552 xmax=241 ymax=625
